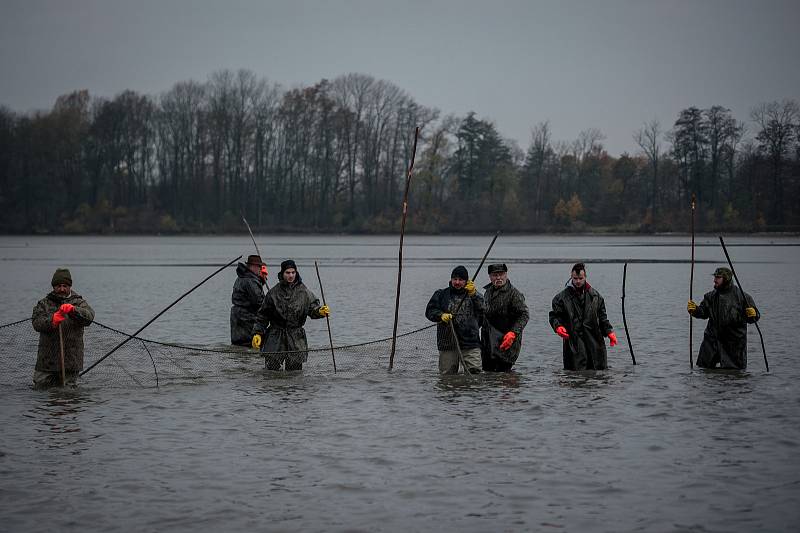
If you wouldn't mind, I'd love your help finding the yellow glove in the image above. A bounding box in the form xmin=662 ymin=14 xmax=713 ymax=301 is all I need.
xmin=441 ymin=313 xmax=453 ymax=323
xmin=745 ymin=307 xmax=757 ymax=318
xmin=251 ymin=334 xmax=262 ymax=349
xmin=687 ymin=300 xmax=697 ymax=315
xmin=465 ymin=280 xmax=476 ymax=296
xmin=318 ymin=305 xmax=330 ymax=317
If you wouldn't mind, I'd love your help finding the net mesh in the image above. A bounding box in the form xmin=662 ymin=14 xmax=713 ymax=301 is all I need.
xmin=0 ymin=318 xmax=465 ymax=388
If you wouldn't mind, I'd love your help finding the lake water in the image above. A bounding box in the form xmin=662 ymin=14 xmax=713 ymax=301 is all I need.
xmin=1 ymin=234 xmax=799 ymax=532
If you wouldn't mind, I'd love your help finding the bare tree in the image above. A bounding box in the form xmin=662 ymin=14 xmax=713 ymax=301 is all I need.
xmin=634 ymin=119 xmax=662 ymax=220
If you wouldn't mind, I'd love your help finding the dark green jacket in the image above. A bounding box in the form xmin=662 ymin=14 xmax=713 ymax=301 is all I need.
xmin=425 ymin=284 xmax=484 ymax=351
xmin=252 ymin=278 xmax=324 ymax=362
xmin=31 ymin=291 xmax=95 ymax=373
xmin=549 ymin=282 xmax=612 ymax=370
xmin=692 ymin=283 xmax=759 ymax=369
xmin=230 ymin=262 xmax=265 ymax=345
xmin=481 ymin=280 xmax=529 ymax=363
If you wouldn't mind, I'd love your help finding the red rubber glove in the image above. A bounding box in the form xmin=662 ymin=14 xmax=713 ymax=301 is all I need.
xmin=555 ymin=326 xmax=570 ymax=339
xmin=52 ymin=310 xmax=66 ymax=328
xmin=260 ymin=264 xmax=268 ymax=280
xmin=607 ymin=331 xmax=618 ymax=347
xmin=59 ymin=303 xmax=75 ymax=314
xmin=499 ymin=331 xmax=516 ymax=351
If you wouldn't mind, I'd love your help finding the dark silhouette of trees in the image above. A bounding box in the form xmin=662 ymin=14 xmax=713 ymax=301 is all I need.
xmin=0 ymin=71 xmax=797 ymax=234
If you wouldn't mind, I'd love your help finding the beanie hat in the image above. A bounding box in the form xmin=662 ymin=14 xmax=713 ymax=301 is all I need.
xmin=713 ymin=267 xmax=732 ymax=284
xmin=279 ymin=259 xmax=300 ymax=283
xmin=487 ymin=263 xmax=508 ymax=274
xmin=451 ymin=265 xmax=469 ymax=280
xmin=51 ymin=268 xmax=72 ymax=287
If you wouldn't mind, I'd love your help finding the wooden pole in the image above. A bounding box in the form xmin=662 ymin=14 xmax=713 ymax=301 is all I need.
xmin=690 ymin=193 xmax=696 ymax=369
xmin=389 ymin=126 xmax=420 ymax=370
xmin=621 ymin=263 xmax=636 ymax=365
xmin=58 ymin=323 xmax=66 ymax=386
xmin=80 ymin=255 xmax=242 ymax=376
xmin=314 ymin=261 xmax=337 ymax=373
xmin=242 ymin=215 xmax=269 ymax=290
xmin=718 ymin=236 xmax=769 ymax=372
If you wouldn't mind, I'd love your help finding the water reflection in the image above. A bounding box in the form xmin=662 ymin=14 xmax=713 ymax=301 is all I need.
xmin=555 ymin=369 xmax=612 ymax=389
xmin=28 ymin=388 xmax=99 ymax=452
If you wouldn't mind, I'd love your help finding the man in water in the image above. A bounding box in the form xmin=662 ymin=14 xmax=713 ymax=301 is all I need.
xmin=481 ymin=263 xmax=529 ymax=372
xmin=425 ymin=265 xmax=484 ymax=374
xmin=230 ymin=254 xmax=267 ymax=345
xmin=549 ymin=262 xmax=617 ymax=370
xmin=31 ymin=268 xmax=95 ymax=387
xmin=688 ymin=266 xmax=760 ymax=369
xmin=251 ymin=260 xmax=329 ymax=371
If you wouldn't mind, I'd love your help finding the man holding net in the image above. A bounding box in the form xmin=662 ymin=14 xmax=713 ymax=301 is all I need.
xmin=31 ymin=268 xmax=95 ymax=388
xmin=425 ymin=265 xmax=484 ymax=374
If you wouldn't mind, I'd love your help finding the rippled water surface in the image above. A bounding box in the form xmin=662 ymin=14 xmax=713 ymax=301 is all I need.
xmin=1 ymin=234 xmax=799 ymax=532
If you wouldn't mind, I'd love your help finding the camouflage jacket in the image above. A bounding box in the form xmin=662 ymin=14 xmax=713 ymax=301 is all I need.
xmin=230 ymin=262 xmax=265 ymax=345
xmin=31 ymin=291 xmax=95 ymax=373
xmin=692 ymin=284 xmax=759 ymax=369
xmin=549 ymin=282 xmax=612 ymax=370
xmin=252 ymin=278 xmax=324 ymax=361
xmin=425 ymin=284 xmax=484 ymax=351
xmin=481 ymin=280 xmax=529 ymax=363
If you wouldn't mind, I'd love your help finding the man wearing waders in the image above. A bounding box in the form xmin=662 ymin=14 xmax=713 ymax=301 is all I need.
xmin=687 ymin=267 xmax=760 ymax=369
xmin=251 ymin=260 xmax=329 ymax=371
xmin=31 ymin=268 xmax=95 ymax=387
xmin=549 ymin=263 xmax=617 ymax=370
xmin=230 ymin=254 xmax=267 ymax=346
xmin=425 ymin=265 xmax=484 ymax=374
xmin=481 ymin=263 xmax=529 ymax=372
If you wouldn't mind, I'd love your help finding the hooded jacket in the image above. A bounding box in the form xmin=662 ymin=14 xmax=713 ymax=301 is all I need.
xmin=230 ymin=262 xmax=265 ymax=345
xmin=425 ymin=283 xmax=484 ymax=351
xmin=549 ymin=280 xmax=613 ymax=370
xmin=692 ymin=282 xmax=760 ymax=369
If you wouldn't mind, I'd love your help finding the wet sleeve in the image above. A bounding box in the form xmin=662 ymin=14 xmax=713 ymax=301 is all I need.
xmin=306 ymin=289 xmax=323 ymax=319
xmin=693 ymin=294 xmax=711 ymax=320
xmin=246 ymin=280 xmax=265 ymax=312
xmin=252 ymin=293 xmax=271 ymax=335
xmin=549 ymin=293 xmax=565 ymax=331
xmin=597 ymin=294 xmax=613 ymax=336
xmin=510 ymin=290 xmax=529 ymax=335
xmin=71 ymin=299 xmax=95 ymax=326
xmin=425 ymin=290 xmax=444 ymax=323
xmin=31 ymin=300 xmax=52 ymax=333
xmin=744 ymin=291 xmax=760 ymax=324
xmin=472 ymin=293 xmax=485 ymax=323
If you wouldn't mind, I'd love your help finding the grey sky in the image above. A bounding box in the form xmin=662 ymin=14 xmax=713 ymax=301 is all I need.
xmin=1 ymin=0 xmax=798 ymax=155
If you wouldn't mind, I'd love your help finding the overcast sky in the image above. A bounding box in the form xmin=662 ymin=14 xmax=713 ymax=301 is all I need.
xmin=1 ymin=0 xmax=798 ymax=155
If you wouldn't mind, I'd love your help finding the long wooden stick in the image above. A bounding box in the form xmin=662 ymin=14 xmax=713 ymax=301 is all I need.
xmin=690 ymin=193 xmax=696 ymax=369
xmin=621 ymin=263 xmax=636 ymax=365
xmin=80 ymin=255 xmax=242 ymax=376
xmin=314 ymin=261 xmax=337 ymax=373
xmin=718 ymin=236 xmax=769 ymax=372
xmin=389 ymin=126 xmax=420 ymax=370
xmin=58 ymin=323 xmax=66 ymax=386
xmin=242 ymin=215 xmax=269 ymax=290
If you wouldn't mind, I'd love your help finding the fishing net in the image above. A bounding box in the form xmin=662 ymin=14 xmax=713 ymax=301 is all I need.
xmin=0 ymin=318 xmax=473 ymax=388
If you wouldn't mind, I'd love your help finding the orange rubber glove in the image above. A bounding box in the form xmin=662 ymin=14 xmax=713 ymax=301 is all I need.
xmin=260 ymin=264 xmax=268 ymax=280
xmin=52 ymin=310 xmax=67 ymax=328
xmin=59 ymin=303 xmax=75 ymax=315
xmin=608 ymin=331 xmax=618 ymax=347
xmin=555 ymin=326 xmax=570 ymax=339
xmin=499 ymin=331 xmax=516 ymax=351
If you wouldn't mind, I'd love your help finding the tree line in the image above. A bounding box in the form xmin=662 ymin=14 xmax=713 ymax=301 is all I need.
xmin=0 ymin=69 xmax=798 ymax=234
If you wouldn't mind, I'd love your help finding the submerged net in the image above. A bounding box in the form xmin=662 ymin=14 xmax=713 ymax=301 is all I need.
xmin=0 ymin=318 xmax=463 ymax=388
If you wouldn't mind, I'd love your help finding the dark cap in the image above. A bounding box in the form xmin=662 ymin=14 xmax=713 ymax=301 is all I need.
xmin=451 ymin=265 xmax=469 ymax=280
xmin=51 ymin=268 xmax=72 ymax=287
xmin=280 ymin=259 xmax=297 ymax=274
xmin=713 ymin=267 xmax=732 ymax=282
xmin=246 ymin=254 xmax=264 ymax=266
xmin=487 ymin=263 xmax=508 ymax=274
